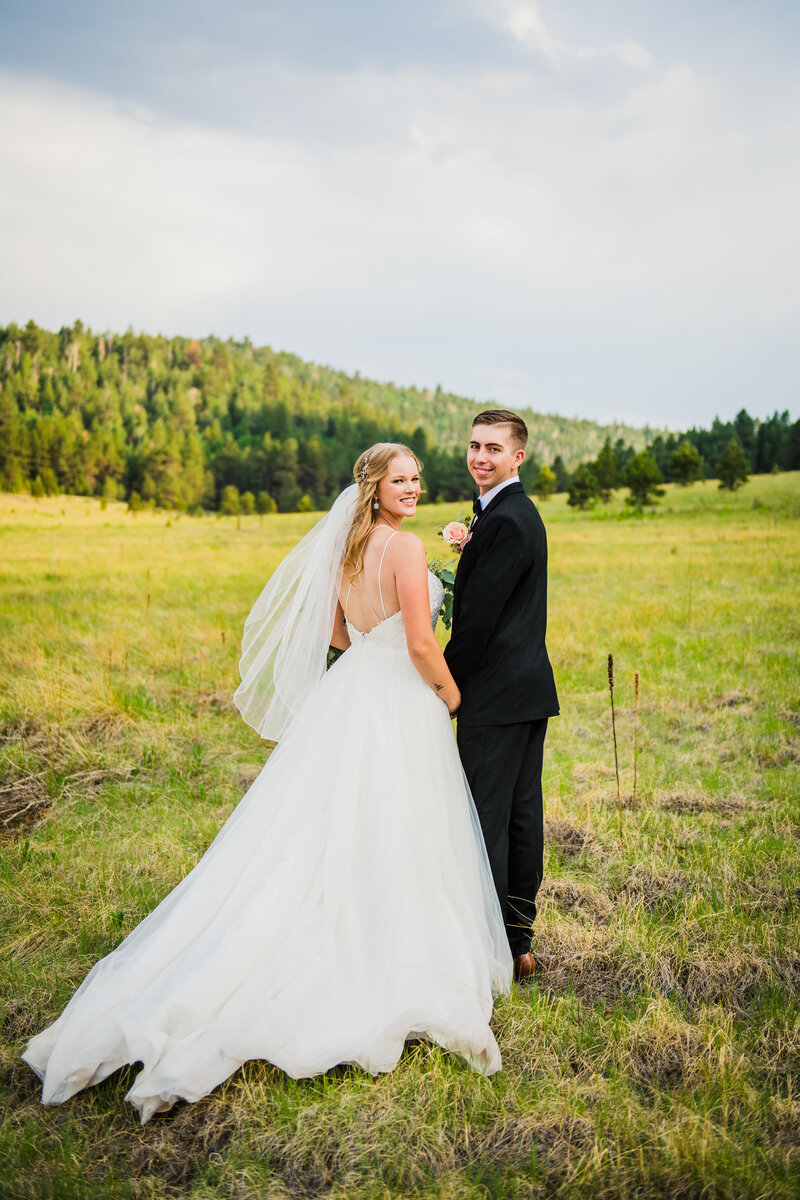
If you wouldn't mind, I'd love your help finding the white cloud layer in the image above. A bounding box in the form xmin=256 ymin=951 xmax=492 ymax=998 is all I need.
xmin=1 ymin=7 xmax=799 ymax=428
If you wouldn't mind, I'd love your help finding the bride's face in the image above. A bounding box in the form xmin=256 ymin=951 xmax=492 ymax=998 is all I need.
xmin=377 ymin=455 xmax=421 ymax=521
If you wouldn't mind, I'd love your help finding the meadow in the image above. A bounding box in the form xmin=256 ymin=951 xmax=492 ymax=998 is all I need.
xmin=1 ymin=473 xmax=799 ymax=1199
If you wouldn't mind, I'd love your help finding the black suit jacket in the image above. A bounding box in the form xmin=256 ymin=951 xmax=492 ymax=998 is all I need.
xmin=444 ymin=481 xmax=559 ymax=726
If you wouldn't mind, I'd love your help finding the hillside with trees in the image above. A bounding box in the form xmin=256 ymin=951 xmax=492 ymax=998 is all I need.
xmin=1 ymin=321 xmax=797 ymax=512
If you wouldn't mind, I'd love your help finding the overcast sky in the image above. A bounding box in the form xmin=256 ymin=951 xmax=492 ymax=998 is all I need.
xmin=1 ymin=1 xmax=798 ymax=429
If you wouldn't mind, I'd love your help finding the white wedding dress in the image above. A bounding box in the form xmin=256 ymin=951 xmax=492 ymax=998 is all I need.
xmin=24 ymin=570 xmax=512 ymax=1123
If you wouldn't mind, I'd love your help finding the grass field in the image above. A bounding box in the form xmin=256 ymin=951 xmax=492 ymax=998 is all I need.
xmin=1 ymin=473 xmax=799 ymax=1199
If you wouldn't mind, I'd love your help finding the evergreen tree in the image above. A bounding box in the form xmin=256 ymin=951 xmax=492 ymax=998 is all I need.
xmin=533 ymin=464 xmax=556 ymax=499
xmin=733 ymin=409 xmax=756 ymax=467
xmin=551 ymin=455 xmax=570 ymax=493
xmin=717 ymin=439 xmax=749 ymax=491
xmin=625 ymin=450 xmax=665 ymax=510
xmin=567 ymin=463 xmax=599 ymax=510
xmin=593 ymin=438 xmax=621 ymax=501
xmin=669 ymin=439 xmax=703 ymax=486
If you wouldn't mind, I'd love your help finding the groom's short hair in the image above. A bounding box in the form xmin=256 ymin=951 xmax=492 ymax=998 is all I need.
xmin=472 ymin=409 xmax=528 ymax=452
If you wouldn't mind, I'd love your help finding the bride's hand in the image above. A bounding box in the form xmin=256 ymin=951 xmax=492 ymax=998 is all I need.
xmin=441 ymin=684 xmax=460 ymax=716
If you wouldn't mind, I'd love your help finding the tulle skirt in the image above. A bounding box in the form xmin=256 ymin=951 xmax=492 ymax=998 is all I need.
xmin=23 ymin=629 xmax=512 ymax=1123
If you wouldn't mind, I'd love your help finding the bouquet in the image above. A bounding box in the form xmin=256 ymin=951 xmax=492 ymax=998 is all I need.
xmin=428 ymin=512 xmax=471 ymax=629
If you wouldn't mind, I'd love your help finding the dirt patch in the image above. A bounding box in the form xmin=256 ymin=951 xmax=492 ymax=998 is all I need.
xmin=539 ymin=879 xmax=612 ymax=925
xmin=1 ymin=997 xmax=41 ymax=1040
xmin=535 ymin=928 xmax=644 ymax=1005
xmin=75 ymin=710 xmax=133 ymax=744
xmin=124 ymin=1094 xmax=237 ymax=1190
xmin=669 ymin=950 xmax=800 ymax=1011
xmin=535 ymin=927 xmax=800 ymax=1013
xmin=0 ymin=766 xmax=138 ymax=835
xmin=607 ymin=865 xmax=689 ymax=913
xmin=0 ymin=715 xmax=49 ymax=757
xmin=755 ymin=743 xmax=800 ymax=768
xmin=0 ymin=773 xmax=53 ymax=834
xmin=658 ymin=791 xmax=757 ymax=816
xmin=572 ymin=762 xmax=616 ymax=784
xmin=545 ymin=817 xmax=596 ymax=857
xmin=625 ymin=1023 xmax=709 ymax=1091
xmin=195 ymin=690 xmax=235 ymax=713
xmin=716 ymin=692 xmax=750 ymax=708
xmin=459 ymin=1112 xmax=595 ymax=1174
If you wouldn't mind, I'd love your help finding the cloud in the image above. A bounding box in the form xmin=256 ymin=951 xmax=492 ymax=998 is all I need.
xmin=0 ymin=41 xmax=798 ymax=427
xmin=480 ymin=0 xmax=654 ymax=71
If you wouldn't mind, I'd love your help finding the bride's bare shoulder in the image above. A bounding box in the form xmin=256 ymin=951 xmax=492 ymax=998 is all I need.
xmin=386 ymin=529 xmax=426 ymax=558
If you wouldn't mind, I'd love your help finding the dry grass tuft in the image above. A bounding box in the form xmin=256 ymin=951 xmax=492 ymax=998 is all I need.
xmin=716 ymin=692 xmax=750 ymax=708
xmin=539 ymin=879 xmax=612 ymax=925
xmin=624 ymin=1013 xmax=711 ymax=1092
xmin=0 ymin=773 xmax=53 ymax=834
xmin=755 ymin=742 xmax=800 ymax=768
xmin=544 ymin=816 xmax=596 ymax=857
xmin=535 ymin=927 xmax=800 ymax=1013
xmin=0 ymin=766 xmax=137 ymax=835
xmin=75 ymin=709 xmax=134 ymax=743
xmin=671 ymin=949 xmax=800 ymax=1011
xmin=1 ymin=997 xmax=41 ymax=1041
xmin=123 ymin=1095 xmax=238 ymax=1190
xmin=771 ymin=1099 xmax=800 ymax=1161
xmin=608 ymin=865 xmax=689 ymax=912
xmin=658 ymin=791 xmax=755 ymax=815
xmin=572 ymin=761 xmax=615 ymax=784
xmin=457 ymin=1111 xmax=596 ymax=1175
xmin=535 ymin=927 xmax=643 ymax=1005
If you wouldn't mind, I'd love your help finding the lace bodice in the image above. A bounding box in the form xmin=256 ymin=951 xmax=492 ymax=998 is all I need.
xmin=345 ymin=571 xmax=444 ymax=651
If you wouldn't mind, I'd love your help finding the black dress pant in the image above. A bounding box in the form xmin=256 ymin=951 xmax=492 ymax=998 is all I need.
xmin=456 ymin=718 xmax=548 ymax=957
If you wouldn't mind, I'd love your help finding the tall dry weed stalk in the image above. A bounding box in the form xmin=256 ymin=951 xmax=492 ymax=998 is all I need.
xmin=686 ymin=525 xmax=695 ymax=625
xmin=633 ymin=670 xmax=640 ymax=805
xmin=606 ymin=652 xmax=623 ymax=840
xmin=56 ymin=652 xmax=63 ymax=749
xmin=608 ymin=653 xmax=620 ymax=808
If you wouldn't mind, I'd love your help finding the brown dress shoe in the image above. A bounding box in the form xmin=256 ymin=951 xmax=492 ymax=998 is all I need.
xmin=513 ymin=952 xmax=537 ymax=981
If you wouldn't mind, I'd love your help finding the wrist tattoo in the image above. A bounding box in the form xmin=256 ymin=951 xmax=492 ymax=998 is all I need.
xmin=434 ymin=682 xmax=444 ymax=693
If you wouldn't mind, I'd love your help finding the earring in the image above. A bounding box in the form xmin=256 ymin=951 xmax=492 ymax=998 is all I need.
xmin=373 ymin=499 xmax=379 ymax=511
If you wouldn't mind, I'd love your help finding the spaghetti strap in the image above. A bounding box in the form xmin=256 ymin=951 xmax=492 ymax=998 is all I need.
xmin=377 ymin=531 xmax=398 ymax=619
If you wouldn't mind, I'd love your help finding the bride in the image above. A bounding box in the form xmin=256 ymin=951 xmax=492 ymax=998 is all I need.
xmin=23 ymin=443 xmax=513 ymax=1123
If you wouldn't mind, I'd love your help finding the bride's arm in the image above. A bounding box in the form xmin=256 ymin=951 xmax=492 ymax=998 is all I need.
xmin=391 ymin=534 xmax=461 ymax=716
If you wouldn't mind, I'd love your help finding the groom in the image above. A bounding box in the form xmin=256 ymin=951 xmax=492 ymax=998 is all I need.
xmin=444 ymin=409 xmax=559 ymax=980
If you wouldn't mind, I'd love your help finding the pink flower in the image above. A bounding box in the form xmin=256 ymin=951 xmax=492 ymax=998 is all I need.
xmin=441 ymin=521 xmax=470 ymax=550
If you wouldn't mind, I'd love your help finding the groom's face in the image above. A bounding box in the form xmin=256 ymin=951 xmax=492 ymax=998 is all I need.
xmin=468 ymin=424 xmax=526 ymax=495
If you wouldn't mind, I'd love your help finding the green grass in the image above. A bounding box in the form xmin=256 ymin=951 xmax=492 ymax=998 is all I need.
xmin=1 ymin=474 xmax=799 ymax=1199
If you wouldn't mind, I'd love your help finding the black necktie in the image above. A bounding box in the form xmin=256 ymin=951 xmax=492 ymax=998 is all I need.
xmin=472 ymin=495 xmax=482 ymax=516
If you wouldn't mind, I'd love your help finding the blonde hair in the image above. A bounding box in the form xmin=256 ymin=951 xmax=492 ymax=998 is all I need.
xmin=343 ymin=443 xmax=421 ymax=576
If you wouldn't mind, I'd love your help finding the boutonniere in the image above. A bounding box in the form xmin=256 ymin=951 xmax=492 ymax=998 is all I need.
xmin=441 ymin=520 xmax=471 ymax=551
xmin=427 ymin=511 xmax=471 ymax=629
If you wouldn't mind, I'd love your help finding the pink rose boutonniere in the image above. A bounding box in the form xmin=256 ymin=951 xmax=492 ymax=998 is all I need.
xmin=441 ymin=520 xmax=471 ymax=551
xmin=428 ymin=510 xmax=472 ymax=629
